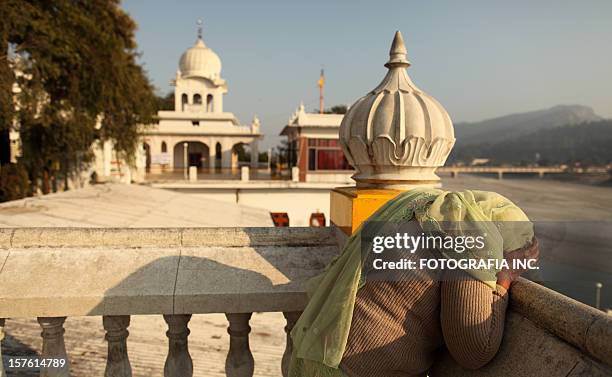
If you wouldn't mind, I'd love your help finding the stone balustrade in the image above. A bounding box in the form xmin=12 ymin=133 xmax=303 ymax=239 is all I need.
xmin=0 ymin=227 xmax=611 ymax=376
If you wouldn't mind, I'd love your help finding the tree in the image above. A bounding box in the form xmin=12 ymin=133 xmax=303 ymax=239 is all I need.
xmin=327 ymin=105 xmax=347 ymax=114
xmin=1 ymin=0 xmax=156 ymax=194
xmin=315 ymin=105 xmax=348 ymax=114
xmin=156 ymin=92 xmax=175 ymax=111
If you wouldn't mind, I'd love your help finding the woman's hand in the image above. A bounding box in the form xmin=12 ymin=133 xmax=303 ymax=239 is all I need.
xmin=496 ymin=237 xmax=540 ymax=290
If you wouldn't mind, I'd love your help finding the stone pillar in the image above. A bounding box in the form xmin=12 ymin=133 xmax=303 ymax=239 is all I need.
xmin=291 ymin=167 xmax=299 ymax=182
xmin=267 ymin=149 xmax=272 ymax=171
xmin=331 ymin=31 xmax=455 ymax=234
xmin=222 ymin=142 xmax=233 ymax=169
xmin=208 ymin=142 xmax=215 ymax=170
xmin=163 ymin=314 xmax=193 ymax=377
xmin=225 ymin=313 xmax=254 ymax=377
xmin=189 ymin=166 xmax=197 ymax=182
xmin=281 ymin=312 xmax=302 ymax=377
xmin=250 ymin=140 xmax=259 ymax=169
xmin=183 ymin=143 xmax=189 ymax=180
xmin=1 ymin=318 xmax=5 ymax=377
xmin=103 ymin=140 xmax=112 ymax=177
xmin=214 ymin=89 xmax=223 ymax=113
xmin=103 ymin=315 xmax=132 ymax=377
xmin=38 ymin=317 xmax=70 ymax=377
xmin=241 ymin=166 xmax=249 ymax=182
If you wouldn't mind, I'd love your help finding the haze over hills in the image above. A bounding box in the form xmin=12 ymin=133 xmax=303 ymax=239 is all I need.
xmin=453 ymin=105 xmax=602 ymax=146
xmin=449 ymin=105 xmax=611 ymax=165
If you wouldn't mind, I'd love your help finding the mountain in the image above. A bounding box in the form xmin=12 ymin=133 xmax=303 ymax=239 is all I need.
xmin=453 ymin=105 xmax=602 ymax=147
xmin=449 ymin=120 xmax=612 ymax=165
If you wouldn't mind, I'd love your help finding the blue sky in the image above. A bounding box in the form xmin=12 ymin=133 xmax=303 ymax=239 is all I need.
xmin=122 ymin=0 xmax=612 ymax=149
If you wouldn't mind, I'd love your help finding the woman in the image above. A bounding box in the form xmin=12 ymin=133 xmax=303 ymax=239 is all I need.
xmin=289 ymin=188 xmax=540 ymax=377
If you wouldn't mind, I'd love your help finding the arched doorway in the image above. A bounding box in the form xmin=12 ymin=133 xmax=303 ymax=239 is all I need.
xmin=215 ymin=142 xmax=222 ymax=169
xmin=231 ymin=142 xmax=252 ymax=168
xmin=173 ymin=141 xmax=209 ymax=169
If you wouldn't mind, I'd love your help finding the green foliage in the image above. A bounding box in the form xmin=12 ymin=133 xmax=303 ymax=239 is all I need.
xmin=156 ymin=92 xmax=175 ymax=111
xmin=320 ymin=105 xmax=347 ymax=114
xmin=233 ymin=143 xmax=249 ymax=162
xmin=0 ymin=163 xmax=30 ymax=202
xmin=1 ymin=0 xmax=156 ymax=193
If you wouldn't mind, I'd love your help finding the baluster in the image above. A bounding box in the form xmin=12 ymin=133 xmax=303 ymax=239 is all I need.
xmin=37 ymin=317 xmax=70 ymax=377
xmin=225 ymin=313 xmax=254 ymax=377
xmin=163 ymin=314 xmax=193 ymax=377
xmin=1 ymin=318 xmax=5 ymax=377
xmin=103 ymin=315 xmax=132 ymax=377
xmin=281 ymin=311 xmax=302 ymax=377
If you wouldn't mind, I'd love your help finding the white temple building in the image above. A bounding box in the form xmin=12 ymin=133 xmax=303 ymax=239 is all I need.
xmin=141 ymin=29 xmax=262 ymax=174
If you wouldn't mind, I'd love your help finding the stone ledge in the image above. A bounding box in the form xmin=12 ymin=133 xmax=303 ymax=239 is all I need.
xmin=510 ymin=277 xmax=612 ymax=367
xmin=0 ymin=230 xmax=338 ymax=318
xmin=0 ymin=227 xmax=337 ymax=249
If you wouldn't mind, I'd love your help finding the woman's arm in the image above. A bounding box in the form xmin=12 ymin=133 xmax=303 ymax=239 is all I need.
xmin=440 ymin=272 xmax=509 ymax=370
xmin=440 ymin=237 xmax=540 ymax=369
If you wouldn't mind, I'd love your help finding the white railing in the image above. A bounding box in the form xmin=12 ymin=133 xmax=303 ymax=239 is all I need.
xmin=0 ymin=227 xmax=610 ymax=376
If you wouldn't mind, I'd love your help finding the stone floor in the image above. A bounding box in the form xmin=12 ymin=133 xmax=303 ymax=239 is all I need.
xmin=1 ymin=177 xmax=611 ymax=376
xmin=0 ymin=183 xmax=273 ymax=227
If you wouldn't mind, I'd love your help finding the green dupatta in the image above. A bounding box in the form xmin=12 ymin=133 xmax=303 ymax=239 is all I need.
xmin=288 ymin=188 xmax=533 ymax=377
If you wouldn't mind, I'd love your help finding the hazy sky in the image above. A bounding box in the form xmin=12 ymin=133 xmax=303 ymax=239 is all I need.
xmin=122 ymin=0 xmax=612 ymax=149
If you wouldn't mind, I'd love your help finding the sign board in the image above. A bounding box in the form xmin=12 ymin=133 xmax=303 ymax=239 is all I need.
xmin=152 ymin=153 xmax=171 ymax=165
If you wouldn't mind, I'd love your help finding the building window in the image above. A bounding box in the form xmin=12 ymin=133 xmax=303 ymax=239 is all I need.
xmin=192 ymin=120 xmax=200 ymax=126
xmin=206 ymin=94 xmax=213 ymax=112
xmin=307 ymin=138 xmax=351 ymax=171
xmin=161 ymin=141 xmax=167 ymax=153
xmin=181 ymin=94 xmax=188 ymax=111
xmin=193 ymin=93 xmax=202 ymax=104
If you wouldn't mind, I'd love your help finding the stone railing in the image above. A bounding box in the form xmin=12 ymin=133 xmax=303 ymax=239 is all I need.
xmin=0 ymin=227 xmax=339 ymax=377
xmin=0 ymin=227 xmax=611 ymax=377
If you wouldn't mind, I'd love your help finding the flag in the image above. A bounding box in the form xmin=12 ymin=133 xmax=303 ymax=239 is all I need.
xmin=318 ymin=69 xmax=325 ymax=88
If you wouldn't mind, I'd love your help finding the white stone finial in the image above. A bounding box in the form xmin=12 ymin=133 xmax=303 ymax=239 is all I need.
xmin=298 ymin=101 xmax=305 ymax=113
xmin=338 ymin=31 xmax=455 ymax=189
xmin=385 ymin=31 xmax=411 ymax=68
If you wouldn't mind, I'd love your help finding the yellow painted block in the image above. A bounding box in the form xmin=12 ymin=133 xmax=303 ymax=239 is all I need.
xmin=330 ymin=187 xmax=404 ymax=235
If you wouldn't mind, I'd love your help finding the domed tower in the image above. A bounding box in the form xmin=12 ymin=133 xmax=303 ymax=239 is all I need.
xmin=331 ymin=32 xmax=455 ymax=234
xmin=174 ymin=24 xmax=227 ymax=113
xmin=339 ymin=31 xmax=455 ymax=188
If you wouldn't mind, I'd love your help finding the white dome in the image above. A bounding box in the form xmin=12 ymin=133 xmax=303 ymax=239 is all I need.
xmin=179 ymin=38 xmax=222 ymax=80
xmin=339 ymin=31 xmax=455 ymax=188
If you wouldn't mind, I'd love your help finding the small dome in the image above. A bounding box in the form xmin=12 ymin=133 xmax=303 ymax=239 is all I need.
xmin=339 ymin=31 xmax=455 ymax=188
xmin=179 ymin=38 xmax=222 ymax=80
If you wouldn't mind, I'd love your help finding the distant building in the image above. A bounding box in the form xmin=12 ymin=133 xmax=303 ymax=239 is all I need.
xmin=280 ymin=103 xmax=353 ymax=183
xmin=470 ymin=158 xmax=490 ymax=166
xmin=141 ymin=30 xmax=262 ymax=173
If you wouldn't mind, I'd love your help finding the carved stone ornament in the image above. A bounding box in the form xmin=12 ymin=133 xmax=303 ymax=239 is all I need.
xmin=339 ymin=31 xmax=455 ymax=188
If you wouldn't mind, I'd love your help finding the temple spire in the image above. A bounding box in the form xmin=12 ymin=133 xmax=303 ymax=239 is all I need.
xmin=385 ymin=31 xmax=411 ymax=68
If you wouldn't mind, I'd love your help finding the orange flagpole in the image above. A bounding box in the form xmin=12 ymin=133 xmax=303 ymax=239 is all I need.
xmin=318 ymin=69 xmax=324 ymax=114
